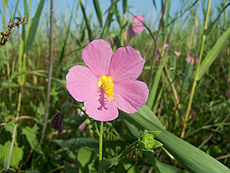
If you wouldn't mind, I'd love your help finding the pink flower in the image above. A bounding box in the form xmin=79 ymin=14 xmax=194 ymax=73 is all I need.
xmin=45 ymin=58 xmax=49 ymax=64
xmin=186 ymin=54 xmax=199 ymax=65
xmin=163 ymin=44 xmax=169 ymax=51
xmin=174 ymin=51 xmax=180 ymax=57
xmin=109 ymin=35 xmax=114 ymax=45
xmin=78 ymin=121 xmax=86 ymax=132
xmin=129 ymin=15 xmax=145 ymax=38
xmin=155 ymin=49 xmax=159 ymax=61
xmin=189 ymin=110 xmax=196 ymax=120
xmin=66 ymin=40 xmax=149 ymax=121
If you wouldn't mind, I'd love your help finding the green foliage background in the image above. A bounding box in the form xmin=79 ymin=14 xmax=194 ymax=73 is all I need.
xmin=0 ymin=0 xmax=230 ymax=172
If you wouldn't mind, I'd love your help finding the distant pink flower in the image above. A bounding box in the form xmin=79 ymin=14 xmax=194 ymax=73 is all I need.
xmin=189 ymin=110 xmax=196 ymax=120
xmin=66 ymin=40 xmax=149 ymax=121
xmin=45 ymin=58 xmax=49 ymax=64
xmin=109 ymin=35 xmax=114 ymax=45
xmin=163 ymin=44 xmax=169 ymax=51
xmin=186 ymin=54 xmax=199 ymax=65
xmin=174 ymin=51 xmax=180 ymax=57
xmin=155 ymin=49 xmax=159 ymax=61
xmin=78 ymin=121 xmax=86 ymax=132
xmin=129 ymin=15 xmax=145 ymax=38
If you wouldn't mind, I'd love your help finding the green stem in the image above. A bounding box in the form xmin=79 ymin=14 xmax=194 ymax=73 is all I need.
xmin=184 ymin=0 xmax=211 ymax=122
xmin=40 ymin=0 xmax=54 ymax=145
xmin=6 ymin=87 xmax=23 ymax=171
xmin=99 ymin=121 xmax=104 ymax=161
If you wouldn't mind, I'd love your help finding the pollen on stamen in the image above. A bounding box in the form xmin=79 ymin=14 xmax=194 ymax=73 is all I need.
xmin=98 ymin=75 xmax=115 ymax=100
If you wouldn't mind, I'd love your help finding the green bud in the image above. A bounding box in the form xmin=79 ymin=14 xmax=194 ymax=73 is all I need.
xmin=139 ymin=132 xmax=155 ymax=150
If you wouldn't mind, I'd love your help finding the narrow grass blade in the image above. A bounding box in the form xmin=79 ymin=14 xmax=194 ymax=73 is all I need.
xmin=146 ymin=62 xmax=164 ymax=109
xmin=24 ymin=0 xmax=45 ymax=53
xmin=196 ymin=25 xmax=230 ymax=81
xmin=93 ymin=0 xmax=102 ymax=29
xmin=114 ymin=3 xmax=121 ymax=27
xmin=80 ymin=0 xmax=93 ymax=41
xmin=205 ymin=2 xmax=230 ymax=35
xmin=12 ymin=0 xmax=19 ymax=20
xmin=152 ymin=0 xmax=157 ymax=9
xmin=59 ymin=2 xmax=75 ymax=63
xmin=122 ymin=0 xmax=127 ymax=14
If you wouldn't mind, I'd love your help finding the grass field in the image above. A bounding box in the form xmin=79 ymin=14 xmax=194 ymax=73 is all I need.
xmin=0 ymin=0 xmax=230 ymax=172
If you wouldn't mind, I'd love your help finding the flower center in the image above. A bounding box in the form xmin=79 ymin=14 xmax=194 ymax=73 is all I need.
xmin=98 ymin=75 xmax=114 ymax=99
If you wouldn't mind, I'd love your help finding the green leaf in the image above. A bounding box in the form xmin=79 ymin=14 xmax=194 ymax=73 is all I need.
xmin=136 ymin=105 xmax=164 ymax=129
xmin=32 ymin=72 xmax=66 ymax=88
xmin=0 ymin=141 xmax=23 ymax=168
xmin=77 ymin=147 xmax=93 ymax=167
xmin=24 ymin=0 xmax=45 ymax=53
xmin=4 ymin=121 xmax=14 ymax=134
xmin=21 ymin=125 xmax=43 ymax=155
xmin=53 ymin=138 xmax=98 ymax=149
xmin=153 ymin=140 xmax=163 ymax=149
xmin=147 ymin=62 xmax=164 ymax=109
xmin=93 ymin=0 xmax=102 ymax=28
xmin=124 ymin=163 xmax=136 ymax=173
xmin=156 ymin=160 xmax=182 ymax=173
xmin=121 ymin=106 xmax=230 ymax=173
xmin=124 ymin=119 xmax=140 ymax=138
xmin=53 ymin=137 xmax=127 ymax=150
xmin=1 ymin=81 xmax=19 ymax=88
xmin=196 ymin=25 xmax=230 ymax=80
xmin=64 ymin=161 xmax=78 ymax=173
xmin=144 ymin=151 xmax=182 ymax=172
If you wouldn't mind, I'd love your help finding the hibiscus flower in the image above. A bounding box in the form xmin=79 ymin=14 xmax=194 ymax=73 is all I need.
xmin=66 ymin=40 xmax=149 ymax=121
xmin=129 ymin=15 xmax=145 ymax=38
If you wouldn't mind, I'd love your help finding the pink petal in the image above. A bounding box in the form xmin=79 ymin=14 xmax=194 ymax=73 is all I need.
xmin=78 ymin=121 xmax=86 ymax=132
xmin=194 ymin=54 xmax=199 ymax=64
xmin=129 ymin=26 xmax=136 ymax=38
xmin=174 ymin=51 xmax=180 ymax=57
xmin=186 ymin=54 xmax=192 ymax=64
xmin=155 ymin=50 xmax=159 ymax=61
xmin=114 ymin=80 xmax=149 ymax=113
xmin=82 ymin=39 xmax=113 ymax=77
xmin=66 ymin=65 xmax=98 ymax=102
xmin=132 ymin=23 xmax=145 ymax=33
xmin=163 ymin=44 xmax=169 ymax=51
xmin=155 ymin=55 xmax=159 ymax=61
xmin=130 ymin=14 xmax=144 ymax=23
xmin=84 ymin=90 xmax=119 ymax=121
xmin=109 ymin=46 xmax=145 ymax=81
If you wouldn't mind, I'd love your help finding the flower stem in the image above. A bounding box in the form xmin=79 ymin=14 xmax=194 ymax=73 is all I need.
xmin=99 ymin=121 xmax=103 ymax=162
xmin=6 ymin=87 xmax=23 ymax=171
xmin=184 ymin=0 xmax=211 ymax=124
